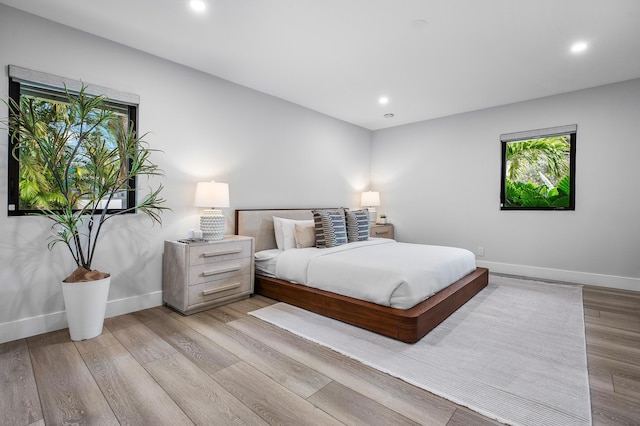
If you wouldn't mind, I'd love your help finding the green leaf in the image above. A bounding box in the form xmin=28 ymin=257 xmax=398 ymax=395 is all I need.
xmin=521 ymin=189 xmax=551 ymax=207
xmin=557 ymin=175 xmax=571 ymax=196
xmin=551 ymin=196 xmax=570 ymax=207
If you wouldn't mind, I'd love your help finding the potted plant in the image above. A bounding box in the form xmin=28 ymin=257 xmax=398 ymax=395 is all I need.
xmin=3 ymin=85 xmax=167 ymax=340
xmin=378 ymin=214 xmax=387 ymax=224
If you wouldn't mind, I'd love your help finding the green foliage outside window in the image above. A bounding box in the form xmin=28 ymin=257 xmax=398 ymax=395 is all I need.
xmin=12 ymin=94 xmax=130 ymax=211
xmin=502 ymin=135 xmax=574 ymax=209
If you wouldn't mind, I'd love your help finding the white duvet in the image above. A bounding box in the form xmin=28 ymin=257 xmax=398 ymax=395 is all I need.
xmin=275 ymin=239 xmax=476 ymax=309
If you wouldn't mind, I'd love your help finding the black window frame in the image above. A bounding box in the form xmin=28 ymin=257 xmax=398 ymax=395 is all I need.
xmin=7 ymin=71 xmax=139 ymax=216
xmin=500 ymin=125 xmax=577 ymax=211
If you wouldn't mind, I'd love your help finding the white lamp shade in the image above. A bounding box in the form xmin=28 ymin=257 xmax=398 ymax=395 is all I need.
xmin=360 ymin=191 xmax=380 ymax=207
xmin=194 ymin=181 xmax=230 ymax=208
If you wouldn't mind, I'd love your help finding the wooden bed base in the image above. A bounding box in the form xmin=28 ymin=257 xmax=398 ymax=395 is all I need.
xmin=255 ymin=267 xmax=489 ymax=343
xmin=235 ymin=208 xmax=489 ymax=343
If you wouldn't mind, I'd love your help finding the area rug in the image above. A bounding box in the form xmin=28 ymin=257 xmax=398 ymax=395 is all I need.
xmin=249 ymin=275 xmax=592 ymax=426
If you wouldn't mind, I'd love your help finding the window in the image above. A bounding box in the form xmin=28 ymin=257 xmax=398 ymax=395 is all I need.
xmin=7 ymin=66 xmax=140 ymax=215
xmin=500 ymin=125 xmax=576 ymax=210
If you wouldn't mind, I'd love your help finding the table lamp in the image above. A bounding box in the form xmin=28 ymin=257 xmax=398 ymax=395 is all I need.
xmin=360 ymin=191 xmax=380 ymax=223
xmin=194 ymin=181 xmax=230 ymax=240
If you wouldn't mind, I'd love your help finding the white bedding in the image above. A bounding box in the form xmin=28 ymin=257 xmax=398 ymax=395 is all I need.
xmin=255 ymin=249 xmax=281 ymax=277
xmin=274 ymin=239 xmax=476 ymax=309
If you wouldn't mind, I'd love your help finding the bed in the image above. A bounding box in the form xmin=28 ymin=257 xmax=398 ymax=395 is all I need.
xmin=235 ymin=208 xmax=488 ymax=343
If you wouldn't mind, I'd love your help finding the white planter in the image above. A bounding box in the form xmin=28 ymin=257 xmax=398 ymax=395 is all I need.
xmin=61 ymin=276 xmax=111 ymax=341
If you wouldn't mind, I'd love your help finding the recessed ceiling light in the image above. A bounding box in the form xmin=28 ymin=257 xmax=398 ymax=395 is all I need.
xmin=570 ymin=41 xmax=588 ymax=54
xmin=190 ymin=0 xmax=206 ymax=12
xmin=379 ymin=96 xmax=389 ymax=105
xmin=384 ymin=113 xmax=395 ymax=119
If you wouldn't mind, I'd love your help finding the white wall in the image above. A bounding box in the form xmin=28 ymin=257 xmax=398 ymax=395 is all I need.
xmin=372 ymin=79 xmax=640 ymax=290
xmin=0 ymin=5 xmax=371 ymax=343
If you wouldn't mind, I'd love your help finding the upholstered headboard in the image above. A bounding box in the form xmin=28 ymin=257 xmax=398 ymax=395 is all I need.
xmin=235 ymin=209 xmax=314 ymax=252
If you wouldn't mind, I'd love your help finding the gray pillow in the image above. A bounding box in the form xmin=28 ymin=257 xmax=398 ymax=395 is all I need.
xmin=345 ymin=209 xmax=370 ymax=242
xmin=312 ymin=209 xmax=347 ymax=248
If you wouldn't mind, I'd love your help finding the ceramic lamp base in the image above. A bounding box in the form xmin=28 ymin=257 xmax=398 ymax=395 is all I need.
xmin=367 ymin=207 xmax=377 ymax=223
xmin=200 ymin=209 xmax=225 ymax=240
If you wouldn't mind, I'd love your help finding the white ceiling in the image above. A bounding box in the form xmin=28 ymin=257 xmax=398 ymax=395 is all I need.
xmin=2 ymin=0 xmax=640 ymax=130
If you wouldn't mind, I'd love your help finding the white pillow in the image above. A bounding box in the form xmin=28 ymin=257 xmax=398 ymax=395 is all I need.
xmin=273 ymin=217 xmax=285 ymax=250
xmin=273 ymin=217 xmax=314 ymax=250
xmin=254 ymin=249 xmax=282 ymax=260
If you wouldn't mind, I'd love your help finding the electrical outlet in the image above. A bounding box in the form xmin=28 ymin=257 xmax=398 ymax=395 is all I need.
xmin=477 ymin=246 xmax=485 ymax=257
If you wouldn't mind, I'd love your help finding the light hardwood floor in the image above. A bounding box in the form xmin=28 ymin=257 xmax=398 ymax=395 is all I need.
xmin=1 ymin=284 xmax=638 ymax=425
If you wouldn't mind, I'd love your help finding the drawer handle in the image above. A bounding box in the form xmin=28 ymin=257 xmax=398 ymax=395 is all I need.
xmin=202 ymin=248 xmax=242 ymax=258
xmin=202 ymin=265 xmax=241 ymax=277
xmin=202 ymin=282 xmax=241 ymax=296
xmin=375 ymin=230 xmax=390 ymax=235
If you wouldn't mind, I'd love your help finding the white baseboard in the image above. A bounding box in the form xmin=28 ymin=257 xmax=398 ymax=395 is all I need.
xmin=476 ymin=260 xmax=640 ymax=291
xmin=0 ymin=291 xmax=163 ymax=345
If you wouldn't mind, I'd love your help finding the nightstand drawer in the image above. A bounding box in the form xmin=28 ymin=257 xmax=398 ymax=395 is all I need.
xmin=189 ymin=257 xmax=252 ymax=285
xmin=371 ymin=224 xmax=394 ymax=239
xmin=188 ymin=274 xmax=252 ymax=306
xmin=189 ymin=239 xmax=251 ymax=265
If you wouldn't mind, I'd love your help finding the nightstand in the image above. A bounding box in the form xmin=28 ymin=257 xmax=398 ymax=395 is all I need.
xmin=162 ymin=235 xmax=255 ymax=314
xmin=370 ymin=223 xmax=394 ymax=239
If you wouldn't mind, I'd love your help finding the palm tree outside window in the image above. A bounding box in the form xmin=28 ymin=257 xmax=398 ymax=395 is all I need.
xmin=500 ymin=125 xmax=577 ymax=210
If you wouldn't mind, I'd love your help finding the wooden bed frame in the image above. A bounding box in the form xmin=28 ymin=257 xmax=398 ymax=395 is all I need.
xmin=235 ymin=209 xmax=489 ymax=343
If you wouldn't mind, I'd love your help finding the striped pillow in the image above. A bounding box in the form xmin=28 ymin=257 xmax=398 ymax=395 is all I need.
xmin=312 ymin=209 xmax=347 ymax=248
xmin=345 ymin=209 xmax=370 ymax=242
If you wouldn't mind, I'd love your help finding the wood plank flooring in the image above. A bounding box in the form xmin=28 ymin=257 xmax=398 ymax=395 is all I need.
xmin=0 ymin=284 xmax=638 ymax=425
xmin=583 ymin=286 xmax=640 ymax=426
